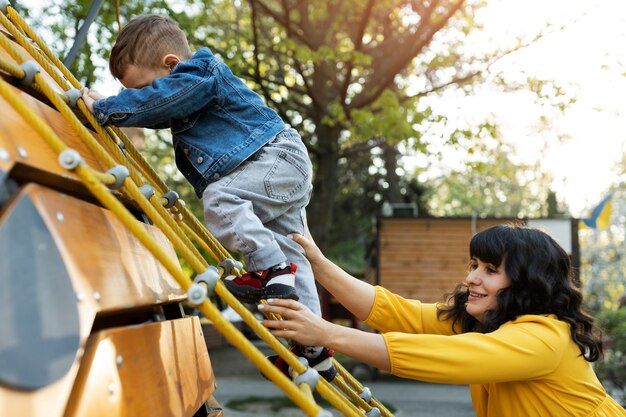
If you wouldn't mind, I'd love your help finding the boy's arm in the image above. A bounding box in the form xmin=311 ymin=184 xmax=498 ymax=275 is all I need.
xmin=82 ymin=88 xmax=168 ymax=130
xmin=92 ymin=69 xmax=217 ymax=128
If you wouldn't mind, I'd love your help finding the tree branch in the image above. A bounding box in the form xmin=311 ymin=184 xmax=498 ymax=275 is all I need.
xmin=404 ymin=22 xmax=561 ymax=100
xmin=350 ymin=0 xmax=464 ymax=110
xmin=340 ymin=0 xmax=375 ymax=108
xmin=250 ymin=0 xmax=316 ymax=49
xmin=339 ymin=136 xmax=388 ymax=158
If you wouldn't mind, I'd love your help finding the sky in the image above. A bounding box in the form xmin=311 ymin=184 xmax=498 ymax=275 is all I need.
xmin=412 ymin=0 xmax=626 ymax=216
xmin=19 ymin=0 xmax=626 ymax=216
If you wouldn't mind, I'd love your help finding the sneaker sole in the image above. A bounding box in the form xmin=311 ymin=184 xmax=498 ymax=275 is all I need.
xmin=224 ymin=281 xmax=299 ymax=304
xmin=265 ymin=283 xmax=299 ymax=301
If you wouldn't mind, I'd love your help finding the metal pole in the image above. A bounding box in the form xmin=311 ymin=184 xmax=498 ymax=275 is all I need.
xmin=63 ymin=0 xmax=106 ymax=68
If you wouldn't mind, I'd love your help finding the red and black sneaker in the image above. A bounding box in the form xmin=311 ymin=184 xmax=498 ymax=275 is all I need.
xmin=266 ymin=345 xmax=337 ymax=382
xmin=224 ymin=263 xmax=298 ymax=304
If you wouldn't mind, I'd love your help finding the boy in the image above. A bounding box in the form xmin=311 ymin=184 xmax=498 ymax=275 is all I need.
xmin=82 ymin=15 xmax=335 ymax=380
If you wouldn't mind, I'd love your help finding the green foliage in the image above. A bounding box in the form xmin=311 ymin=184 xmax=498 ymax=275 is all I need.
xmin=24 ymin=0 xmax=185 ymax=87
xmin=595 ymin=307 xmax=626 ymax=406
xmin=423 ymin=133 xmax=554 ymax=218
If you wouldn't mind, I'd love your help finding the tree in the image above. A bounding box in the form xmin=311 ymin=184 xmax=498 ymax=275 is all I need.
xmin=422 ymin=130 xmax=557 ymax=218
xmin=24 ymin=0 xmax=561 ymax=257
xmin=184 ymin=0 xmax=533 ymax=250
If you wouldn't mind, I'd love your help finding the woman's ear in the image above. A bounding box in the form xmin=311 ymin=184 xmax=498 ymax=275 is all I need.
xmin=163 ymin=54 xmax=181 ymax=71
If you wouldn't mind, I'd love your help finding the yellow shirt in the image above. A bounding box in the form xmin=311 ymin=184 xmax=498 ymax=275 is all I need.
xmin=364 ymin=286 xmax=626 ymax=417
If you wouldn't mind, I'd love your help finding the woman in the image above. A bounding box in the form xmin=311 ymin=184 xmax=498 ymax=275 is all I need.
xmin=259 ymin=224 xmax=626 ymax=417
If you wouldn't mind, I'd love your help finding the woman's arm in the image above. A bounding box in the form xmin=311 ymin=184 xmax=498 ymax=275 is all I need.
xmin=259 ymin=298 xmax=391 ymax=372
xmin=262 ymin=303 xmax=565 ymax=384
xmin=291 ymin=233 xmax=375 ymax=321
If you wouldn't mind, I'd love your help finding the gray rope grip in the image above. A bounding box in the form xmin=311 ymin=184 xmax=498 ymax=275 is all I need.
xmin=187 ymin=284 xmax=207 ymax=306
xmin=365 ymin=407 xmax=381 ymax=417
xmin=161 ymin=190 xmax=179 ymax=208
xmin=218 ymin=258 xmax=243 ymax=277
xmin=58 ymin=149 xmax=83 ymax=170
xmin=359 ymin=386 xmax=372 ymax=403
xmin=0 ymin=0 xmax=9 ymax=14
xmin=117 ymin=140 xmax=127 ymax=155
xmin=64 ymin=88 xmax=81 ymax=108
xmin=194 ymin=266 xmax=219 ymax=295
xmin=294 ymin=367 xmax=319 ymax=390
xmin=138 ymin=184 xmax=155 ymax=200
xmin=106 ymin=165 xmax=129 ymax=189
xmin=19 ymin=61 xmax=40 ymax=86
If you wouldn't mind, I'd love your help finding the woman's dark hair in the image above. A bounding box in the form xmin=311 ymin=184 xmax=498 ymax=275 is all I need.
xmin=437 ymin=224 xmax=603 ymax=362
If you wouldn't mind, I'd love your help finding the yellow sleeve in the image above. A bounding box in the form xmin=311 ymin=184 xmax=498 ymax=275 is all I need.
xmin=364 ymin=286 xmax=455 ymax=335
xmin=383 ymin=315 xmax=569 ymax=384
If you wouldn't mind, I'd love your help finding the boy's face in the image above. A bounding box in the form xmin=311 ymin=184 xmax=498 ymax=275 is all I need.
xmin=119 ymin=64 xmax=170 ymax=89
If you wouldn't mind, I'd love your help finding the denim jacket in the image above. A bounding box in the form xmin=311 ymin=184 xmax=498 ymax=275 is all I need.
xmin=93 ymin=47 xmax=285 ymax=197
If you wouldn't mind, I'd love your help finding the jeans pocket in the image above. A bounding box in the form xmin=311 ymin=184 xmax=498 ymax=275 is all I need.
xmin=264 ymin=149 xmax=309 ymax=202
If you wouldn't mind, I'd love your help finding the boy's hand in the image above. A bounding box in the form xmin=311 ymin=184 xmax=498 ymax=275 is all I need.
xmin=81 ymin=88 xmax=105 ymax=113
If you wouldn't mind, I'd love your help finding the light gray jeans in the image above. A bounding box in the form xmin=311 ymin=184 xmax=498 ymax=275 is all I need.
xmin=202 ymin=128 xmax=320 ymax=315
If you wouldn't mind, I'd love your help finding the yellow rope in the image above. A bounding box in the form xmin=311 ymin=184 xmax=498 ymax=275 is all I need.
xmin=334 ymin=376 xmax=373 ymax=412
xmin=7 ymin=8 xmax=233 ymax=266
xmin=179 ymin=221 xmax=220 ymax=264
xmin=0 ymin=74 xmax=329 ymax=417
xmin=7 ymin=5 xmax=238 ymax=270
xmin=0 ymin=14 xmax=337 ymax=416
xmin=334 ymin=359 xmax=394 ymax=417
xmin=0 ymin=12 xmax=213 ymax=272
xmin=0 ymin=50 xmax=23 ymax=77
xmin=0 ymin=14 xmax=331 ymax=417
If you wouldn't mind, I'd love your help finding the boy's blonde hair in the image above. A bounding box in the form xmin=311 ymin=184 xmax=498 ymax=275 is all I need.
xmin=109 ymin=15 xmax=192 ymax=79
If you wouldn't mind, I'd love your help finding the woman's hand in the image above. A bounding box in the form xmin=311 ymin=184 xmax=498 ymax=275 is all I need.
xmin=259 ymin=298 xmax=332 ymax=347
xmin=290 ymin=232 xmax=376 ymax=321
xmin=289 ymin=233 xmax=326 ymax=267
xmin=260 ymin=298 xmax=392 ymax=373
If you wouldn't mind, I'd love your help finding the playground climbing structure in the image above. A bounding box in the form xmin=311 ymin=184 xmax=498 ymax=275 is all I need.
xmin=0 ymin=2 xmax=393 ymax=416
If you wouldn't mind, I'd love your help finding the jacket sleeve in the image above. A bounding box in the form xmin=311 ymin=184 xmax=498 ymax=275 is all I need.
xmin=382 ymin=315 xmax=568 ymax=384
xmin=92 ymin=63 xmax=218 ymax=128
xmin=364 ymin=286 xmax=455 ymax=335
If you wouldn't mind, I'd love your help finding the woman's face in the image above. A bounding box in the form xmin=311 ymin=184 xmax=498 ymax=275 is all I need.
xmin=464 ymin=257 xmax=511 ymax=323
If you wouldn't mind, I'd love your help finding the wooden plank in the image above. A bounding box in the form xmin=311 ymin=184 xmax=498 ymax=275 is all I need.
xmin=0 ymin=369 xmax=82 ymax=417
xmin=0 ymin=69 xmax=109 ymax=196
xmin=0 ymin=28 xmax=65 ymax=93
xmin=24 ymin=184 xmax=186 ymax=313
xmin=0 ymin=183 xmax=190 ymax=417
xmin=65 ymin=317 xmax=215 ymax=417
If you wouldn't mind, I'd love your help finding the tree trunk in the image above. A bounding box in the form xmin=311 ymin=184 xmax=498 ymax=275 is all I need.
xmin=382 ymin=143 xmax=402 ymax=204
xmin=308 ymin=124 xmax=342 ymax=251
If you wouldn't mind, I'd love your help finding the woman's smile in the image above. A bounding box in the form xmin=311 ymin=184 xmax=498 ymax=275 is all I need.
xmin=465 ymin=258 xmax=510 ymax=322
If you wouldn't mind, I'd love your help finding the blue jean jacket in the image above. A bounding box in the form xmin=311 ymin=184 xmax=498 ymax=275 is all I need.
xmin=93 ymin=47 xmax=285 ymax=197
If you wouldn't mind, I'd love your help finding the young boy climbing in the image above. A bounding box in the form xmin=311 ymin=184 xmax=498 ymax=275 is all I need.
xmin=81 ymin=14 xmax=336 ymax=381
